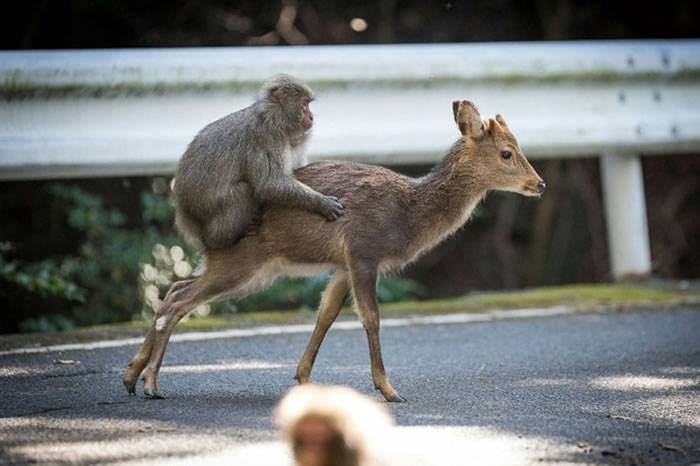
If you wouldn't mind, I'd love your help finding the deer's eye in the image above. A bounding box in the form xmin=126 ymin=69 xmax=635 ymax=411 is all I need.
xmin=501 ymin=150 xmax=513 ymax=160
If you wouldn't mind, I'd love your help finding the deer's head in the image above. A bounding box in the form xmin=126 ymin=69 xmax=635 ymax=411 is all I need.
xmin=452 ymin=100 xmax=545 ymax=197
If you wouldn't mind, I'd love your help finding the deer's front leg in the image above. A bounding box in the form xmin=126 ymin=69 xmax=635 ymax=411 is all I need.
xmin=295 ymin=270 xmax=350 ymax=384
xmin=349 ymin=261 xmax=405 ymax=403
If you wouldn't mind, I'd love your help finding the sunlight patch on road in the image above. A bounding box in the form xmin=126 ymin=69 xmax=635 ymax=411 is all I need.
xmin=8 ymin=435 xmax=230 ymax=465
xmin=387 ymin=426 xmax=570 ymax=466
xmin=591 ymin=375 xmax=698 ymax=391
xmin=516 ymin=377 xmax=577 ymax=387
xmin=1 ymin=416 xmax=233 ymax=465
xmin=105 ymin=425 xmax=582 ymax=466
xmin=659 ymin=366 xmax=700 ymax=375
xmin=103 ymin=426 xmax=580 ymax=466
xmin=0 ymin=366 xmax=33 ymax=377
xmin=613 ymin=394 xmax=700 ymax=428
xmin=118 ymin=441 xmax=291 ymax=466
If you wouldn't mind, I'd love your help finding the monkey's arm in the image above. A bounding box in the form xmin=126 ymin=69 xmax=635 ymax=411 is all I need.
xmin=256 ymin=176 xmax=344 ymax=221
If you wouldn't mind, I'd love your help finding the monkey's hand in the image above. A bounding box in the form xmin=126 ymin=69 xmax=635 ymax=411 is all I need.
xmin=244 ymin=219 xmax=262 ymax=237
xmin=318 ymin=195 xmax=345 ymax=221
xmin=244 ymin=207 xmax=264 ymax=237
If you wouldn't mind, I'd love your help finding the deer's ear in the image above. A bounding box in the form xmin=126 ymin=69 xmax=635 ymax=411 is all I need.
xmin=452 ymin=100 xmax=461 ymax=122
xmin=495 ymin=114 xmax=509 ymax=129
xmin=453 ymin=100 xmax=484 ymax=138
xmin=489 ymin=117 xmax=506 ymax=137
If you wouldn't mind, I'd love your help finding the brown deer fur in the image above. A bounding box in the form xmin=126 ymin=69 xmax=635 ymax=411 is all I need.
xmin=123 ymin=100 xmax=545 ymax=402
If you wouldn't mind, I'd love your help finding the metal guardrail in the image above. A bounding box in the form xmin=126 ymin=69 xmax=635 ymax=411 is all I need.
xmin=1 ymin=40 xmax=699 ymax=278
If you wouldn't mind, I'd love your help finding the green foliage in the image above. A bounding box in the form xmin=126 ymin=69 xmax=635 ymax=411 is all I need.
xmin=376 ymin=276 xmax=425 ymax=303
xmin=0 ymin=241 xmax=85 ymax=333
xmin=7 ymin=181 xmax=422 ymax=333
xmin=18 ymin=315 xmax=75 ymax=333
xmin=0 ymin=242 xmax=85 ymax=302
xmin=48 ymin=184 xmax=193 ymax=326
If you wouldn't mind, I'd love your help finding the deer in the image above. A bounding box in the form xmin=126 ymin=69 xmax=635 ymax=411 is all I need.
xmin=123 ymin=100 xmax=545 ymax=402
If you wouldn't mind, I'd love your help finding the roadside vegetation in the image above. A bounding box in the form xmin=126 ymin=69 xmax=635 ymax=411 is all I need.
xmin=1 ymin=181 xmax=421 ymax=333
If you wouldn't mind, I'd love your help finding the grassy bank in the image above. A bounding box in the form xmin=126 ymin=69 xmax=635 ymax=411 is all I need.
xmin=2 ymin=282 xmax=699 ymax=352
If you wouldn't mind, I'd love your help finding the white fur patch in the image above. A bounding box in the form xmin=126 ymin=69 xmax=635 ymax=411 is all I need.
xmin=155 ymin=316 xmax=168 ymax=331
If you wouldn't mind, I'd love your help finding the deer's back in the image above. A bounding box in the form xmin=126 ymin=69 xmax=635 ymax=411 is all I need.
xmin=255 ymin=161 xmax=417 ymax=266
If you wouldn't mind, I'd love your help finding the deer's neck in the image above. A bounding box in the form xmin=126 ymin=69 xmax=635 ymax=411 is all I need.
xmin=410 ymin=145 xmax=486 ymax=254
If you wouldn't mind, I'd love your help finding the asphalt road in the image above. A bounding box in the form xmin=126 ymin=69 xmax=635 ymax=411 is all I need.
xmin=1 ymin=308 xmax=699 ymax=465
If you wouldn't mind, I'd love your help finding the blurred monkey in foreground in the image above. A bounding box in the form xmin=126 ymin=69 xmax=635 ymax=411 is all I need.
xmin=276 ymin=385 xmax=394 ymax=466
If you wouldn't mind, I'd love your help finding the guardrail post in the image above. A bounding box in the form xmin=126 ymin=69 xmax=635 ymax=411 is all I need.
xmin=600 ymin=153 xmax=652 ymax=279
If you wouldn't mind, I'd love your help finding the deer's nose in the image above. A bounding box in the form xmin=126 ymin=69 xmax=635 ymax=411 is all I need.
xmin=537 ymin=181 xmax=546 ymax=194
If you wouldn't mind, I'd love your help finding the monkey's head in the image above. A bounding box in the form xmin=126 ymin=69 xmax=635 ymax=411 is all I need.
xmin=259 ymin=74 xmax=315 ymax=134
xmin=276 ymin=385 xmax=394 ymax=466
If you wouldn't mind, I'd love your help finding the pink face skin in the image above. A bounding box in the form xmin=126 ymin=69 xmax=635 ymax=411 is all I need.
xmin=302 ymin=98 xmax=314 ymax=130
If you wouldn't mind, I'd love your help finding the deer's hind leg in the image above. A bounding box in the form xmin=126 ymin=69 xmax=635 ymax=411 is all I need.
xmin=141 ymin=255 xmax=279 ymax=398
xmin=123 ymin=278 xmax=198 ymax=395
xmin=295 ymin=270 xmax=350 ymax=384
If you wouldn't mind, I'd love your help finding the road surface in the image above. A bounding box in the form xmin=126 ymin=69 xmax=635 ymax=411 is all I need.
xmin=1 ymin=308 xmax=699 ymax=465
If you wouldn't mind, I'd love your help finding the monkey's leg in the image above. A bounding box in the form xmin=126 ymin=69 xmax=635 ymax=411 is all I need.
xmin=202 ymin=182 xmax=257 ymax=250
xmin=122 ymin=279 xmax=196 ymax=395
xmin=348 ymin=261 xmax=405 ymax=403
xmin=295 ymin=270 xmax=350 ymax=384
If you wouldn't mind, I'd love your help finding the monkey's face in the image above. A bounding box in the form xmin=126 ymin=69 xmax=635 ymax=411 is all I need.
xmin=292 ymin=415 xmax=345 ymax=466
xmin=301 ymin=97 xmax=314 ymax=131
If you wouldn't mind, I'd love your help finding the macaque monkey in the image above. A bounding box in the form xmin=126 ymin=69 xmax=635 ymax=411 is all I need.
xmin=173 ymin=74 xmax=344 ymax=250
xmin=276 ymin=385 xmax=394 ymax=466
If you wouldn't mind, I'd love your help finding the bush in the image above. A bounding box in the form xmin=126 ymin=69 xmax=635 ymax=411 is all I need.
xmin=4 ymin=181 xmax=423 ymax=332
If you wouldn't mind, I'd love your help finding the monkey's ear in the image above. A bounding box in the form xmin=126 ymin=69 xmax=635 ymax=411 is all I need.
xmin=267 ymin=85 xmax=283 ymax=101
xmin=453 ymin=100 xmax=484 ymax=139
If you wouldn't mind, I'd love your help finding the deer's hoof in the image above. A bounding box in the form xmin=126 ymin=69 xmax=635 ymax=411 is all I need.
xmin=143 ymin=386 xmax=165 ymax=399
xmin=384 ymin=392 xmax=407 ymax=403
xmin=123 ymin=378 xmax=137 ymax=396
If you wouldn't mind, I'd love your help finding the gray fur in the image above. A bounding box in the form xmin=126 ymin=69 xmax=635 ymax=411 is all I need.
xmin=173 ymin=74 xmax=344 ymax=250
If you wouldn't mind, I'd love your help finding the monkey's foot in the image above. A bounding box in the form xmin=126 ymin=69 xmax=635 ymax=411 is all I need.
xmin=244 ymin=224 xmax=260 ymax=237
xmin=244 ymin=213 xmax=263 ymax=237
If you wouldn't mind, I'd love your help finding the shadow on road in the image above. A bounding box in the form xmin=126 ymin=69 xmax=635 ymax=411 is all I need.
xmin=1 ymin=309 xmax=699 ymax=465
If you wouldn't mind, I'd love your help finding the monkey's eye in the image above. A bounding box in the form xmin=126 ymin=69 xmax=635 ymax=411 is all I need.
xmin=501 ymin=150 xmax=513 ymax=160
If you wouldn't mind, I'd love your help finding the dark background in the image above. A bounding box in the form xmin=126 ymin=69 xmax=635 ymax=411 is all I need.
xmin=3 ymin=0 xmax=699 ymax=49
xmin=1 ymin=0 xmax=699 ymax=332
